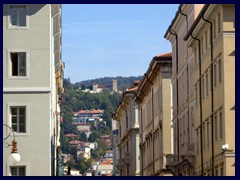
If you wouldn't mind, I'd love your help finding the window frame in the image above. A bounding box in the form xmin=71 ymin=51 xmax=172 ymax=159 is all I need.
xmin=7 ymin=103 xmax=30 ymax=136
xmin=206 ymin=71 xmax=209 ymax=97
xmin=10 ymin=106 xmax=26 ymax=133
xmin=218 ymin=58 xmax=222 ymax=84
xmin=6 ymin=162 xmax=29 ymax=176
xmin=7 ymin=49 xmax=30 ymax=79
xmin=219 ymin=111 xmax=223 ymax=139
xmin=7 ymin=4 xmax=29 ymax=30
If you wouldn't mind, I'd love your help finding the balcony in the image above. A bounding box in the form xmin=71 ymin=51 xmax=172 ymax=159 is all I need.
xmin=116 ymin=159 xmax=124 ymax=170
xmin=165 ymin=154 xmax=177 ymax=167
xmin=124 ymin=152 xmax=130 ymax=164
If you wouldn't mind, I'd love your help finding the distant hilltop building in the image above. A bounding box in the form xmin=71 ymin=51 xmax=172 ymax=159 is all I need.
xmin=112 ymin=80 xmax=117 ymax=92
xmin=81 ymin=79 xmax=118 ymax=93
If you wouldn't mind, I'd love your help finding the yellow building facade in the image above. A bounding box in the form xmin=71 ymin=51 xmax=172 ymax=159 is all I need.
xmin=135 ymin=53 xmax=173 ymax=176
xmin=185 ymin=4 xmax=235 ymax=176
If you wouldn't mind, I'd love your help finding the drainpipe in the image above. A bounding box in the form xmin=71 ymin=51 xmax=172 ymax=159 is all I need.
xmin=201 ymin=15 xmax=214 ymax=176
xmin=144 ymin=73 xmax=154 ymax=175
xmin=190 ymin=33 xmax=204 ymax=176
xmin=169 ymin=29 xmax=179 ymax=176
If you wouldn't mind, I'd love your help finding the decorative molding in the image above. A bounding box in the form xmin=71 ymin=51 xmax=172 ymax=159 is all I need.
xmin=3 ymin=87 xmax=52 ymax=93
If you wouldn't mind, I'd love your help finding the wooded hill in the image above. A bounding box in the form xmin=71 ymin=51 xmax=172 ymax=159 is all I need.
xmin=75 ymin=76 xmax=142 ymax=91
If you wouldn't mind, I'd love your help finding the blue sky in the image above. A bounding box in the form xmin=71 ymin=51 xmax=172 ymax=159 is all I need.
xmin=62 ymin=4 xmax=179 ymax=83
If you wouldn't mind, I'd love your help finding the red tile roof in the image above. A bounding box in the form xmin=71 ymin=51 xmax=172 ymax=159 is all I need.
xmin=155 ymin=52 xmax=172 ymax=57
xmin=100 ymin=159 xmax=113 ymax=165
xmin=68 ymin=140 xmax=82 ymax=145
xmin=64 ymin=134 xmax=79 ymax=138
xmin=127 ymin=86 xmax=138 ymax=92
xmin=75 ymin=109 xmax=104 ymax=114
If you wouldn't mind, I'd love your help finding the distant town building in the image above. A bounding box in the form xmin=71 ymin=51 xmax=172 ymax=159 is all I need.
xmin=72 ymin=109 xmax=104 ymax=124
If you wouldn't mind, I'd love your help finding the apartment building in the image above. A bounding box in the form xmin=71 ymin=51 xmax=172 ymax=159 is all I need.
xmin=164 ymin=4 xmax=204 ymax=176
xmin=184 ymin=4 xmax=235 ymax=176
xmin=3 ymin=4 xmax=64 ymax=176
xmin=135 ymin=53 xmax=172 ymax=176
xmin=113 ymin=81 xmax=140 ymax=176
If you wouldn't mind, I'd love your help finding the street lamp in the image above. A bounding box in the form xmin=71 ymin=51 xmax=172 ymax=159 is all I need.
xmin=3 ymin=124 xmax=21 ymax=164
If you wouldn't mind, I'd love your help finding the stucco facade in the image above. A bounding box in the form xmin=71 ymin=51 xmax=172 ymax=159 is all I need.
xmin=3 ymin=4 xmax=64 ymax=176
xmin=185 ymin=4 xmax=235 ymax=176
xmin=113 ymin=82 xmax=140 ymax=176
xmin=135 ymin=53 xmax=172 ymax=176
xmin=164 ymin=4 xmax=204 ymax=176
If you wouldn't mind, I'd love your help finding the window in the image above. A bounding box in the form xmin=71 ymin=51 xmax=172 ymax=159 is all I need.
xmin=10 ymin=6 xmax=26 ymax=27
xmin=214 ymin=64 xmax=217 ymax=87
xmin=218 ymin=13 xmax=221 ymax=33
xmin=205 ymin=31 xmax=208 ymax=50
xmin=11 ymin=107 xmax=26 ymax=133
xmin=220 ymin=166 xmax=224 ymax=176
xmin=202 ymin=77 xmax=205 ymax=100
xmin=196 ymin=130 xmax=199 ymax=154
xmin=215 ymin=167 xmax=218 ymax=176
xmin=215 ymin=114 xmax=218 ymax=141
xmin=219 ymin=111 xmax=223 ymax=139
xmin=11 ymin=53 xmax=26 ymax=76
xmin=207 ymin=122 xmax=210 ymax=147
xmin=195 ymin=85 xmax=198 ymax=107
xmin=195 ymin=46 xmax=198 ymax=65
xmin=10 ymin=166 xmax=26 ymax=176
xmin=201 ymin=37 xmax=204 ymax=55
xmin=218 ymin=59 xmax=222 ymax=83
xmin=203 ymin=124 xmax=205 ymax=150
xmin=213 ymin=19 xmax=216 ymax=39
xmin=206 ymin=72 xmax=209 ymax=96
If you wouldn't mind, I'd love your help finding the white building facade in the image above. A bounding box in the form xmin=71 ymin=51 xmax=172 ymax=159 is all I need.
xmin=3 ymin=4 xmax=63 ymax=176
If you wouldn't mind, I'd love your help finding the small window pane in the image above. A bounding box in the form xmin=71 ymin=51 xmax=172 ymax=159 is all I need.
xmin=18 ymin=8 xmax=26 ymax=26
xmin=19 ymin=108 xmax=25 ymax=115
xmin=11 ymin=108 xmax=17 ymax=115
xmin=12 ymin=116 xmax=17 ymax=124
xmin=10 ymin=7 xmax=17 ymax=26
xmin=19 ymin=116 xmax=25 ymax=123
xmin=19 ymin=124 xmax=26 ymax=133
xmin=10 ymin=167 xmax=17 ymax=176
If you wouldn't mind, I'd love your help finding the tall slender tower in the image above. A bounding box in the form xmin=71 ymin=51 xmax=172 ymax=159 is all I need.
xmin=112 ymin=80 xmax=117 ymax=92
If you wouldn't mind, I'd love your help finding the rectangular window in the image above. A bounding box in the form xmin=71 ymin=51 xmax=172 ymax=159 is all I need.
xmin=206 ymin=72 xmax=209 ymax=96
xmin=205 ymin=31 xmax=208 ymax=50
xmin=201 ymin=37 xmax=204 ymax=55
xmin=195 ymin=46 xmax=198 ymax=65
xmin=207 ymin=122 xmax=210 ymax=147
xmin=11 ymin=53 xmax=26 ymax=76
xmin=203 ymin=124 xmax=205 ymax=150
xmin=214 ymin=64 xmax=217 ymax=87
xmin=195 ymin=85 xmax=198 ymax=107
xmin=10 ymin=6 xmax=26 ymax=27
xmin=11 ymin=107 xmax=26 ymax=133
xmin=202 ymin=77 xmax=205 ymax=100
xmin=196 ymin=130 xmax=199 ymax=154
xmin=213 ymin=19 xmax=216 ymax=39
xmin=220 ymin=166 xmax=224 ymax=176
xmin=215 ymin=114 xmax=218 ymax=141
xmin=215 ymin=167 xmax=218 ymax=176
xmin=10 ymin=166 xmax=26 ymax=176
xmin=218 ymin=59 xmax=222 ymax=83
xmin=219 ymin=111 xmax=223 ymax=139
xmin=218 ymin=13 xmax=221 ymax=34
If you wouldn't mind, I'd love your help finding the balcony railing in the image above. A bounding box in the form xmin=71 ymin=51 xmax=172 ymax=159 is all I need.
xmin=116 ymin=159 xmax=124 ymax=170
